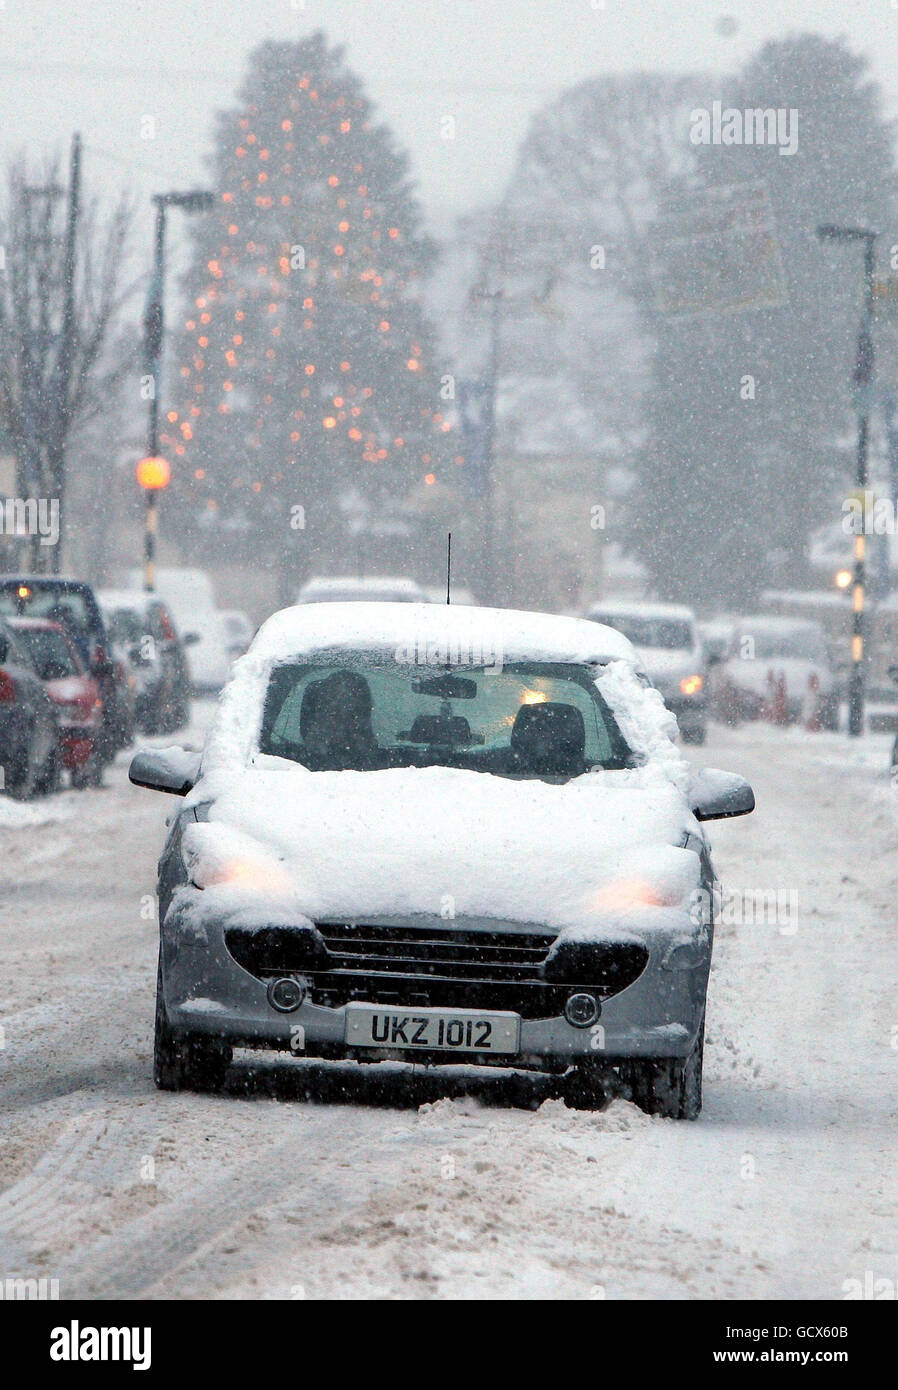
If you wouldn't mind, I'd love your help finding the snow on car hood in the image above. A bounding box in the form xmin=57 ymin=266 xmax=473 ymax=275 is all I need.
xmin=181 ymin=763 xmax=699 ymax=942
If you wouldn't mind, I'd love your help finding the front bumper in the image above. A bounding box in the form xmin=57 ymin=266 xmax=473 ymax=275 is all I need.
xmin=160 ymin=899 xmax=710 ymax=1066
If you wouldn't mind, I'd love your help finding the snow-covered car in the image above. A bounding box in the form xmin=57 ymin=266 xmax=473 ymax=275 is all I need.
xmin=717 ymin=616 xmax=839 ymax=729
xmin=296 ymin=575 xmax=431 ymax=604
xmin=584 ymin=600 xmax=708 ymax=744
xmin=130 ymin=603 xmax=754 ymax=1118
xmin=99 ymin=590 xmax=192 ymax=734
xmin=125 ymin=568 xmax=233 ymax=693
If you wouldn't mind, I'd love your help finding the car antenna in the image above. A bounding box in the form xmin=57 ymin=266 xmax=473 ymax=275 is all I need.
xmin=446 ymin=531 xmax=452 ymax=604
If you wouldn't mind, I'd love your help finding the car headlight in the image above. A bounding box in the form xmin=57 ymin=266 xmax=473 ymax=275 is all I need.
xmin=680 ymin=674 xmax=703 ymax=696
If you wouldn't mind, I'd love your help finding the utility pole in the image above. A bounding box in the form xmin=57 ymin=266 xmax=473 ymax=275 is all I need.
xmin=46 ymin=132 xmax=81 ymax=575
xmin=20 ymin=174 xmax=65 ymax=571
xmin=140 ymin=188 xmax=214 ymax=591
xmin=470 ymin=286 xmax=503 ymax=605
xmin=817 ymin=223 xmax=879 ymax=737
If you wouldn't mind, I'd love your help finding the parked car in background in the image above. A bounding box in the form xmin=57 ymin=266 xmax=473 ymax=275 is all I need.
xmin=0 ymin=617 xmax=61 ymax=797
xmin=296 ymin=575 xmax=432 ymax=604
xmin=126 ymin=568 xmax=232 ymax=694
xmin=219 ymin=610 xmax=254 ymax=660
xmin=698 ymin=617 xmax=737 ymax=668
xmin=717 ymin=616 xmax=839 ymax=729
xmin=0 ymin=576 xmax=131 ymax=764
xmin=99 ymin=590 xmax=192 ymax=735
xmin=584 ymin=600 xmax=708 ymax=744
xmin=10 ymin=618 xmax=103 ymax=787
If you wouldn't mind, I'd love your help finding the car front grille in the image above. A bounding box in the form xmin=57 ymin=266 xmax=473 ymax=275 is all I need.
xmin=225 ymin=920 xmax=649 ymax=1020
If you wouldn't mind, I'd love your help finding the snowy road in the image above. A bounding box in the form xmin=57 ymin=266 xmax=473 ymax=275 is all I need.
xmin=1 ymin=708 xmax=896 ymax=1299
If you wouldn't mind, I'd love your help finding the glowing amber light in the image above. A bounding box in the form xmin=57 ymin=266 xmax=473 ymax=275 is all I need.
xmin=521 ymin=690 xmax=548 ymax=706
xmin=407 ymin=359 xmax=420 ymax=371
xmin=388 ymin=228 xmax=399 ymax=239
xmin=304 ymin=364 xmax=316 ymax=376
xmin=136 ymin=456 xmax=171 ymax=490
xmin=194 ymin=469 xmax=205 ymax=480
xmin=379 ymin=320 xmax=390 ymax=332
xmin=834 ymin=568 xmax=852 ymax=590
xmin=680 ymin=674 xmax=704 ymax=696
xmin=424 ymin=473 xmax=436 ymax=486
xmin=323 ymin=416 xmax=337 ymax=429
xmin=340 ymin=361 xmax=350 ymax=371
xmin=281 ymin=120 xmax=292 ymax=132
xmin=328 ymin=175 xmax=339 ymax=187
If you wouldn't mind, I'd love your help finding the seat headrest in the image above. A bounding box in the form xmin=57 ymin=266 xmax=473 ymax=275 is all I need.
xmin=510 ymin=701 xmax=586 ymax=773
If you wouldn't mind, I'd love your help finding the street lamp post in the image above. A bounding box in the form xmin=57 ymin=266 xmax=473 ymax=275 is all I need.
xmin=141 ymin=189 xmax=214 ymax=592
xmin=817 ymin=223 xmax=879 ymax=737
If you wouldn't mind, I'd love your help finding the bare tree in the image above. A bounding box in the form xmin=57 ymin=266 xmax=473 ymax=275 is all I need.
xmin=0 ymin=146 xmax=135 ymax=570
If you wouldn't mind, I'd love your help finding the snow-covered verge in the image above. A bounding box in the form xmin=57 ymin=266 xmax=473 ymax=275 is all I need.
xmin=0 ymin=794 xmax=74 ymax=830
xmin=0 ymin=717 xmax=896 ymax=1298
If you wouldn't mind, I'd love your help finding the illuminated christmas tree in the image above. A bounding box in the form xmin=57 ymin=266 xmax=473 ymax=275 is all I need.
xmin=163 ymin=34 xmax=451 ymax=573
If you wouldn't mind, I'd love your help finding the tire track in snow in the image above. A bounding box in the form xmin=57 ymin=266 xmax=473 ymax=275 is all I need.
xmin=58 ymin=1109 xmax=400 ymax=1299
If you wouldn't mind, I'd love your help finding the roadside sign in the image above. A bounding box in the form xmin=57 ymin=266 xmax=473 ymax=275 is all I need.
xmin=651 ymin=181 xmax=787 ymax=320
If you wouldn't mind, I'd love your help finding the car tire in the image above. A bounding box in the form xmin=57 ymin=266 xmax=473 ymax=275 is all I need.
xmin=563 ymin=1060 xmax=614 ymax=1111
xmin=6 ymin=723 xmax=37 ymax=800
xmin=153 ymin=956 xmax=232 ymax=1093
xmin=620 ymin=1019 xmax=704 ymax=1120
xmin=37 ymin=742 xmax=62 ymax=795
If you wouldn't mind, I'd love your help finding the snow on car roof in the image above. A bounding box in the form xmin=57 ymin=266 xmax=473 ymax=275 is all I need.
xmin=97 ymin=589 xmax=155 ymax=613
xmin=585 ymin=599 xmax=697 ymax=622
xmin=736 ymin=614 xmax=824 ymax=634
xmin=297 ymin=575 xmax=429 ymax=599
xmin=249 ymin=601 xmax=637 ymax=666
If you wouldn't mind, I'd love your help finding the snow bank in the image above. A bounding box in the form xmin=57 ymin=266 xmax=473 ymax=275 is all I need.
xmin=0 ymin=796 xmax=74 ymax=830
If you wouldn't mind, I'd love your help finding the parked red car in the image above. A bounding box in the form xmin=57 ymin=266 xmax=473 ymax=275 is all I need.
xmin=9 ymin=618 xmax=104 ymax=788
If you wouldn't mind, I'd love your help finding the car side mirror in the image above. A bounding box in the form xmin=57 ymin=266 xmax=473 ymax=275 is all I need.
xmin=129 ymin=746 xmax=201 ymax=796
xmin=690 ymin=767 xmax=755 ymax=821
xmin=889 ymin=665 xmax=898 ymax=686
xmin=183 ymin=631 xmax=201 ymax=647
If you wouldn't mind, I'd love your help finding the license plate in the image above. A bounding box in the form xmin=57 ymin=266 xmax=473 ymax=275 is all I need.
xmin=344 ymin=1004 xmax=521 ymax=1055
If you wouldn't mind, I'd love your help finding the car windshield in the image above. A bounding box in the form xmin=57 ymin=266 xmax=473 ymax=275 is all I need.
xmin=749 ymin=629 xmax=827 ymax=661
xmin=593 ymin=615 xmax=693 ymax=651
xmin=259 ymin=657 xmax=633 ymax=777
xmin=16 ymin=627 xmax=80 ymax=680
